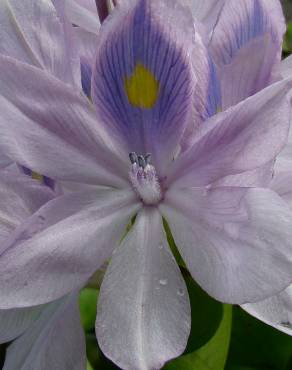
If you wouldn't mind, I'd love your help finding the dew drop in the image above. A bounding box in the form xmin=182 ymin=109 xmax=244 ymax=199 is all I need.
xmin=158 ymin=244 xmax=163 ymax=250
xmin=159 ymin=279 xmax=168 ymax=286
xmin=177 ymin=288 xmax=185 ymax=296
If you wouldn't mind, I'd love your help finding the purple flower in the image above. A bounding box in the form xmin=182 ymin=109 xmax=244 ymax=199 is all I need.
xmin=0 ymin=0 xmax=292 ymax=368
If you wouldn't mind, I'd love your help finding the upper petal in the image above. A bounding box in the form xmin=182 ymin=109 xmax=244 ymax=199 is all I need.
xmin=210 ymin=0 xmax=285 ymax=67
xmin=0 ymin=56 xmax=129 ymax=187
xmin=210 ymin=0 xmax=285 ymax=108
xmin=180 ymin=28 xmax=222 ymax=149
xmin=0 ymin=0 xmax=78 ymax=85
xmin=3 ymin=292 xmax=86 ymax=370
xmin=92 ymin=0 xmax=195 ymax=174
xmin=160 ymin=187 xmax=292 ymax=304
xmin=167 ymin=77 xmax=292 ymax=188
xmin=186 ymin=0 xmax=226 ymax=38
xmin=64 ymin=0 xmax=100 ymax=34
xmin=218 ymin=34 xmax=281 ymax=109
xmin=0 ymin=188 xmax=140 ymax=308
xmin=96 ymin=207 xmax=190 ymax=370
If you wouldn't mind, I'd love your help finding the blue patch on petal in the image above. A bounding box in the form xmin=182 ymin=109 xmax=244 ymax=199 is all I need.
xmin=92 ymin=0 xmax=192 ymax=155
xmin=206 ymin=57 xmax=222 ymax=117
xmin=81 ymin=57 xmax=92 ymax=99
xmin=20 ymin=166 xmax=55 ymax=190
xmin=218 ymin=0 xmax=276 ymax=64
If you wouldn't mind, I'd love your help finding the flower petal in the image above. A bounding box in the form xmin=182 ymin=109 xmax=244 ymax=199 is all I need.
xmin=0 ymin=56 xmax=128 ymax=187
xmin=96 ymin=207 xmax=190 ymax=370
xmin=210 ymin=0 xmax=285 ymax=108
xmin=92 ymin=0 xmax=194 ymax=173
xmin=210 ymin=0 xmax=285 ymax=67
xmin=0 ymin=306 xmax=42 ymax=344
xmin=187 ymin=0 xmax=226 ymax=37
xmin=0 ymin=188 xmax=140 ymax=308
xmin=3 ymin=293 xmax=86 ymax=370
xmin=0 ymin=153 xmax=12 ymax=169
xmin=180 ymin=31 xmax=222 ymax=149
xmin=0 ymin=0 xmax=78 ymax=85
xmin=74 ymin=28 xmax=98 ymax=98
xmin=0 ymin=171 xmax=55 ymax=241
xmin=64 ymin=0 xmax=100 ymax=34
xmin=160 ymin=187 xmax=292 ymax=304
xmin=168 ymin=77 xmax=292 ymax=188
xmin=280 ymin=55 xmax=292 ymax=79
xmin=219 ymin=34 xmax=281 ymax=109
xmin=242 ymin=286 xmax=292 ymax=336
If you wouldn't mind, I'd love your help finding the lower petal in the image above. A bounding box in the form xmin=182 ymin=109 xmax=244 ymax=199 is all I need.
xmin=160 ymin=187 xmax=292 ymax=304
xmin=242 ymin=285 xmax=292 ymax=336
xmin=96 ymin=207 xmax=190 ymax=370
xmin=0 ymin=306 xmax=42 ymax=344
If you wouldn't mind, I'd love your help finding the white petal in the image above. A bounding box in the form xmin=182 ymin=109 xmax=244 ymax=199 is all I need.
xmin=96 ymin=208 xmax=190 ymax=370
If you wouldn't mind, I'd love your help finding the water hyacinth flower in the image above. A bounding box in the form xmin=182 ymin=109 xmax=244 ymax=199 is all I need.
xmin=0 ymin=0 xmax=292 ymax=369
xmin=0 ymin=170 xmax=86 ymax=370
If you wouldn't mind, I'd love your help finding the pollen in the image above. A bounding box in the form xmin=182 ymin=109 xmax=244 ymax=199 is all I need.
xmin=31 ymin=171 xmax=44 ymax=182
xmin=124 ymin=63 xmax=159 ymax=109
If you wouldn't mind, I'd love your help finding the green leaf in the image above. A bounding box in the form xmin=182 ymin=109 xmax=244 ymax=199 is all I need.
xmin=226 ymin=306 xmax=292 ymax=370
xmin=164 ymin=220 xmax=224 ymax=351
xmin=163 ymin=218 xmax=186 ymax=268
xmin=86 ymin=333 xmax=118 ymax=370
xmin=185 ymin=277 xmax=223 ymax=353
xmin=87 ymin=360 xmax=94 ymax=370
xmin=164 ymin=304 xmax=232 ymax=370
xmin=79 ymin=288 xmax=99 ymax=332
xmin=283 ymin=22 xmax=292 ymax=53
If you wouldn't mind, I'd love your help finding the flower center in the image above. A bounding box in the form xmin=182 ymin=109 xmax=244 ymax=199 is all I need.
xmin=128 ymin=152 xmax=162 ymax=205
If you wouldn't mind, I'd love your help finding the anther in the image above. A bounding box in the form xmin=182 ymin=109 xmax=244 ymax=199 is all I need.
xmin=138 ymin=155 xmax=146 ymax=169
xmin=145 ymin=153 xmax=152 ymax=165
xmin=129 ymin=152 xmax=138 ymax=164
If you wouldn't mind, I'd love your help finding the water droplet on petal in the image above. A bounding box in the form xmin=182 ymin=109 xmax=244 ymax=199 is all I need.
xmin=177 ymin=288 xmax=185 ymax=296
xmin=158 ymin=244 xmax=163 ymax=250
xmin=159 ymin=279 xmax=168 ymax=286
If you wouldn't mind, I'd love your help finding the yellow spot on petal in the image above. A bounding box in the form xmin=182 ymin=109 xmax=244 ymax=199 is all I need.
xmin=125 ymin=63 xmax=159 ymax=109
xmin=31 ymin=171 xmax=43 ymax=182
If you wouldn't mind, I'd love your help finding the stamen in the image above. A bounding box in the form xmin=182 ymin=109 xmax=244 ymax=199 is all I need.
xmin=138 ymin=155 xmax=146 ymax=169
xmin=129 ymin=152 xmax=138 ymax=164
xmin=144 ymin=153 xmax=151 ymax=165
xmin=129 ymin=153 xmax=162 ymax=205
